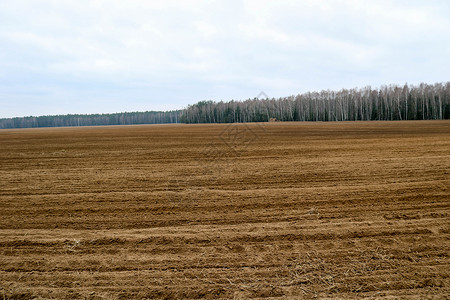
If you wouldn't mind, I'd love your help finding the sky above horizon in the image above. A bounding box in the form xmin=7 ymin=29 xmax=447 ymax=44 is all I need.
xmin=1 ymin=0 xmax=449 ymax=118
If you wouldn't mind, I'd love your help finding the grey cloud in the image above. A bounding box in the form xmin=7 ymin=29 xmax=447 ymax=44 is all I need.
xmin=0 ymin=0 xmax=449 ymax=117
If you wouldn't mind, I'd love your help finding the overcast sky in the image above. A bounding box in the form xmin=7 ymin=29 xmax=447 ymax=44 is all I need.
xmin=1 ymin=0 xmax=449 ymax=118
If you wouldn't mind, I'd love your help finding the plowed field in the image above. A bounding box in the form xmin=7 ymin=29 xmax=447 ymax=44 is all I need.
xmin=1 ymin=121 xmax=449 ymax=299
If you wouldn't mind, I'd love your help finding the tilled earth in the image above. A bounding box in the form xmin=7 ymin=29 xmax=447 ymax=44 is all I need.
xmin=0 ymin=121 xmax=449 ymax=299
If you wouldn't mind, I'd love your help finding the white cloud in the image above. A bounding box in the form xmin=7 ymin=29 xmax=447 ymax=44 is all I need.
xmin=0 ymin=0 xmax=449 ymax=117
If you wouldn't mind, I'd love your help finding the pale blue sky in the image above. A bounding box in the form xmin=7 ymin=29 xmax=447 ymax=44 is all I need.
xmin=1 ymin=0 xmax=449 ymax=118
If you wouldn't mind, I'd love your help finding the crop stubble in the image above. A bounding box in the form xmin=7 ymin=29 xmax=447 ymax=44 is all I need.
xmin=0 ymin=121 xmax=449 ymax=299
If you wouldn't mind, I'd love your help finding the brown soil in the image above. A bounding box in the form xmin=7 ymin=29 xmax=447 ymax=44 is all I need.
xmin=0 ymin=121 xmax=449 ymax=299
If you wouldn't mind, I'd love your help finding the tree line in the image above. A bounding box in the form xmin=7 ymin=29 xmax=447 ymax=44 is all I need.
xmin=1 ymin=82 xmax=449 ymax=129
xmin=0 ymin=111 xmax=181 ymax=129
xmin=180 ymin=82 xmax=450 ymax=123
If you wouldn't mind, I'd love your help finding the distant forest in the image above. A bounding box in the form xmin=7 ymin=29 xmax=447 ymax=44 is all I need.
xmin=1 ymin=82 xmax=449 ymax=129
xmin=0 ymin=111 xmax=180 ymax=129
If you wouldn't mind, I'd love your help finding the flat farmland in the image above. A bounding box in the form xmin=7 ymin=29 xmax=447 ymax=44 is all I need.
xmin=0 ymin=121 xmax=449 ymax=299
